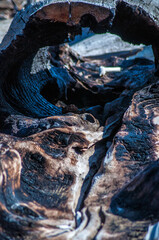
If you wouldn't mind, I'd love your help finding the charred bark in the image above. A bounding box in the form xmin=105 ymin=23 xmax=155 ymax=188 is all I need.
xmin=0 ymin=0 xmax=159 ymax=239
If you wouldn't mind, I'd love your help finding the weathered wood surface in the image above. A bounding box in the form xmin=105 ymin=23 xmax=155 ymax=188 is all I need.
xmin=0 ymin=0 xmax=159 ymax=239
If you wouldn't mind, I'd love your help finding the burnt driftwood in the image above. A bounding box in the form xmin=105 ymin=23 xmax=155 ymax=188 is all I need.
xmin=0 ymin=0 xmax=159 ymax=239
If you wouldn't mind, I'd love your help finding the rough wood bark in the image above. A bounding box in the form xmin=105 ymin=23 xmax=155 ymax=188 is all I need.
xmin=0 ymin=1 xmax=159 ymax=239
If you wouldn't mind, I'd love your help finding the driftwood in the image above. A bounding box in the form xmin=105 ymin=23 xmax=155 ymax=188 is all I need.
xmin=0 ymin=0 xmax=159 ymax=239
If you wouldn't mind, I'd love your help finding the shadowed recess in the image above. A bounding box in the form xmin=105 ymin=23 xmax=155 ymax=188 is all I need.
xmin=110 ymin=161 xmax=159 ymax=221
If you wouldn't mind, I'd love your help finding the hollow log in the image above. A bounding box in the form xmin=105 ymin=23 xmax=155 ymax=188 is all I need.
xmin=0 ymin=0 xmax=159 ymax=239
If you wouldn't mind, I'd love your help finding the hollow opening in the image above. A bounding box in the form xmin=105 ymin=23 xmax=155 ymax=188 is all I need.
xmin=1 ymin=1 xmax=159 ymax=120
xmin=40 ymin=79 xmax=60 ymax=105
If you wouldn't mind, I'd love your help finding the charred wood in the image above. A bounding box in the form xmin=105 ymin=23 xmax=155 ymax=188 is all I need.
xmin=0 ymin=0 xmax=159 ymax=239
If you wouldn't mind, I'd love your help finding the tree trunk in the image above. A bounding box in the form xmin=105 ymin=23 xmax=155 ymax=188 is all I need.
xmin=0 ymin=1 xmax=159 ymax=239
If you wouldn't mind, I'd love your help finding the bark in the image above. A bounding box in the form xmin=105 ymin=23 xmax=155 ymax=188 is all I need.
xmin=0 ymin=0 xmax=159 ymax=239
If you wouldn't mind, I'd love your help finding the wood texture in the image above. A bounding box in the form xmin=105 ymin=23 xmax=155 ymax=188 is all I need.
xmin=0 ymin=0 xmax=159 ymax=239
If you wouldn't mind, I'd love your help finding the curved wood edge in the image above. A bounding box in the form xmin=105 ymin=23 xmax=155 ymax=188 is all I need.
xmin=0 ymin=0 xmax=159 ymax=116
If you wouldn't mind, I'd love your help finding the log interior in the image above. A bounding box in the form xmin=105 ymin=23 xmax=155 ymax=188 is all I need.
xmin=0 ymin=0 xmax=159 ymax=239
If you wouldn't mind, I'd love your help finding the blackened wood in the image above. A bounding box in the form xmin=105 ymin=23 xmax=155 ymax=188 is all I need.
xmin=0 ymin=1 xmax=159 ymax=239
